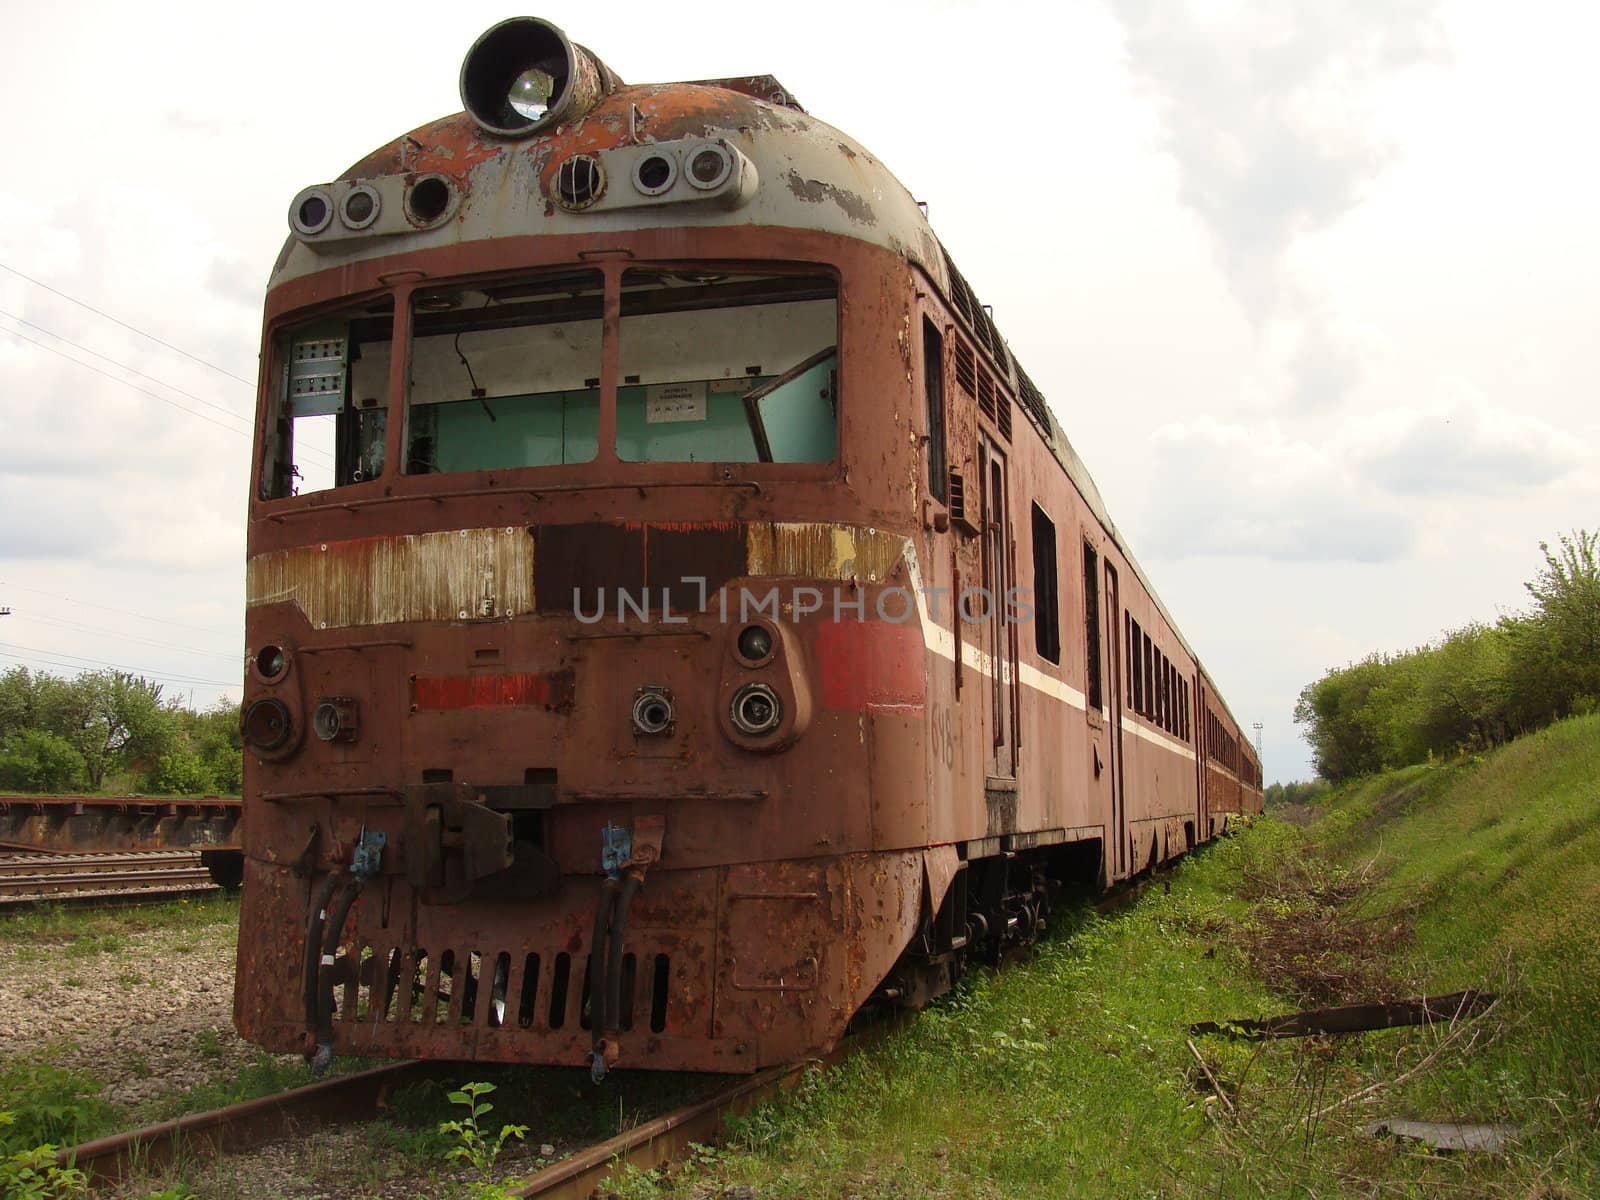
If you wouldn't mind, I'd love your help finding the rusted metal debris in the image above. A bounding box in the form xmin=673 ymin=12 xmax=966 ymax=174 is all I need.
xmin=1191 ymin=989 xmax=1497 ymax=1040
xmin=0 ymin=794 xmax=240 ymax=855
xmin=1368 ymin=1119 xmax=1520 ymax=1153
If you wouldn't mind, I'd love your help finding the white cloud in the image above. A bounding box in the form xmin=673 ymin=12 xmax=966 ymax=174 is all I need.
xmin=1109 ymin=0 xmax=1449 ymax=408
xmin=1138 ymin=416 xmax=1415 ymax=562
xmin=1350 ymin=386 xmax=1584 ymax=496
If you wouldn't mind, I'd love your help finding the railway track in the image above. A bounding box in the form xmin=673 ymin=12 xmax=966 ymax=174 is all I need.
xmin=63 ymin=1019 xmax=899 ymax=1196
xmin=0 ymin=850 xmax=216 ymax=905
xmin=54 ymin=877 xmax=1181 ymax=1193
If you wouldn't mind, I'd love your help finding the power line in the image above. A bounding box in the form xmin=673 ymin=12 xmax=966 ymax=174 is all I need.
xmin=8 ymin=610 xmax=241 ymax=661
xmin=0 ymin=323 xmax=253 ymax=437
xmin=0 ymin=641 xmax=239 ymax=688
xmin=0 ymin=260 xmax=255 ymax=387
xmin=0 ymin=581 xmax=234 ymax=639
xmin=0 ymin=651 xmax=236 ymax=700
xmin=0 ymin=308 xmax=252 ymax=420
xmin=0 ymin=311 xmax=335 ymax=467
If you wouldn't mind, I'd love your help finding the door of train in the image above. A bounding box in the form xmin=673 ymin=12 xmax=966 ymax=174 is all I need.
xmin=978 ymin=438 xmax=1015 ymax=780
xmin=1104 ymin=561 xmax=1127 ymax=880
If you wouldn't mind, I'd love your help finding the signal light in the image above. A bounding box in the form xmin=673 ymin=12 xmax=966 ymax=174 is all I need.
xmin=460 ymin=17 xmax=621 ymax=139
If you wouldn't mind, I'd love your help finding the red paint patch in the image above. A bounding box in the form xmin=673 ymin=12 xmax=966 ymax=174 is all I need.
xmin=412 ymin=671 xmax=575 ymax=711
xmin=814 ymin=621 xmax=927 ymax=711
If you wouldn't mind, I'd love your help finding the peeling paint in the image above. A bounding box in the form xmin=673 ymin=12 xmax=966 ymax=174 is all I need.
xmin=783 ymin=168 xmax=876 ymax=225
xmin=745 ymin=522 xmax=906 ymax=583
xmin=246 ymin=528 xmax=533 ymax=629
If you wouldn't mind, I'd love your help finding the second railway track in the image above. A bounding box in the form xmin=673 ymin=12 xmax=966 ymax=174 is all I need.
xmin=0 ymin=850 xmax=217 ymax=904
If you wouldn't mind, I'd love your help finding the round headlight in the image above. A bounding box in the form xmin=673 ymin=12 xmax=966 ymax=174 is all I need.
xmin=736 ymin=624 xmax=774 ymax=664
xmin=312 ymin=697 xmax=358 ymax=743
xmin=289 ymin=187 xmax=334 ymax=236
xmin=686 ymin=144 xmax=732 ymax=190
xmin=633 ymin=153 xmax=676 ymax=196
xmin=242 ymin=698 xmax=293 ymax=752
xmin=340 ymin=184 xmax=380 ymax=230
xmin=730 ymin=684 xmax=782 ymax=736
xmin=255 ymin=644 xmax=287 ymax=682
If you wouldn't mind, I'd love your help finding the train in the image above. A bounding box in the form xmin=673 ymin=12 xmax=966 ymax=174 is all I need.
xmin=235 ymin=17 xmax=1262 ymax=1080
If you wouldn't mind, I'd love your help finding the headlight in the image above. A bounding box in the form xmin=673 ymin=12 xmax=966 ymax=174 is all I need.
xmin=242 ymin=698 xmax=293 ymax=752
xmin=312 ymin=697 xmax=359 ymax=743
xmin=730 ymin=684 xmax=782 ymax=736
xmin=459 ymin=17 xmax=622 ymax=139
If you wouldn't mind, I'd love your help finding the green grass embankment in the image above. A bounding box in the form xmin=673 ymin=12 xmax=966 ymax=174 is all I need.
xmin=613 ymin=716 xmax=1600 ymax=1199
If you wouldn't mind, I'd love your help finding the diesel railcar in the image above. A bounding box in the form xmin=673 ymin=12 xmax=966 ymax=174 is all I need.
xmin=235 ymin=18 xmax=1262 ymax=1079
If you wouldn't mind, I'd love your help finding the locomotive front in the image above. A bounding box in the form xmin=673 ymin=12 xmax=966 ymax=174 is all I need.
xmin=236 ymin=19 xmax=950 ymax=1076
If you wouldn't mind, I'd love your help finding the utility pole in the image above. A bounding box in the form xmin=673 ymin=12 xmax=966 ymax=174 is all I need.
xmin=1252 ymin=721 xmax=1264 ymax=768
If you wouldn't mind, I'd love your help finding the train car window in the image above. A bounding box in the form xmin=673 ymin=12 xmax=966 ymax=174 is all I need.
xmin=1081 ymin=542 xmax=1102 ymax=710
xmin=923 ymin=318 xmax=947 ymax=502
xmin=405 ymin=270 xmax=604 ymax=473
xmin=1142 ymin=632 xmax=1155 ymax=720
xmin=616 ymin=270 xmax=837 ymax=463
xmin=1130 ymin=618 xmax=1143 ymax=714
xmin=1030 ymin=504 xmax=1060 ymax=664
xmin=261 ymin=296 xmax=395 ymax=499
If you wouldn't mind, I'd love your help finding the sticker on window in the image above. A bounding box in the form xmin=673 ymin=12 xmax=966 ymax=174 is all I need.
xmin=646 ymin=381 xmax=708 ymax=423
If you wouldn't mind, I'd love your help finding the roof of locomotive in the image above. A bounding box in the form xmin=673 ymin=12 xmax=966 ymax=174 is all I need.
xmin=268 ymin=77 xmax=1218 ymax=688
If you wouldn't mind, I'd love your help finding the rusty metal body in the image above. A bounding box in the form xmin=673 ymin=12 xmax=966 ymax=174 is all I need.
xmin=0 ymin=794 xmax=240 ymax=855
xmin=236 ymin=24 xmax=1262 ymax=1076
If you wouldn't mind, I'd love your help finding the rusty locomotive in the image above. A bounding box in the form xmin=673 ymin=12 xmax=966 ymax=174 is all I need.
xmin=235 ymin=18 xmax=1263 ymax=1079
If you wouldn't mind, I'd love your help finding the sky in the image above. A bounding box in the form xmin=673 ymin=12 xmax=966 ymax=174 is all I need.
xmin=0 ymin=0 xmax=1595 ymax=783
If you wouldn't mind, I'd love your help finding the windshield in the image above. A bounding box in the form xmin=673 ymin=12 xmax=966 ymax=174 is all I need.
xmin=257 ymin=263 xmax=840 ymax=500
xmin=616 ymin=269 xmax=837 ymax=463
xmin=406 ymin=269 xmax=604 ymax=474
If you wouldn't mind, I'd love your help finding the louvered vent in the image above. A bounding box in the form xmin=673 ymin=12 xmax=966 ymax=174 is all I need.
xmin=1015 ymin=366 xmax=1051 ymax=433
xmin=997 ymin=392 xmax=1012 ymax=441
xmin=976 ymin=367 xmax=996 ymax=422
xmin=948 ymin=469 xmax=967 ymax=525
xmin=953 ymin=340 xmax=977 ymax=397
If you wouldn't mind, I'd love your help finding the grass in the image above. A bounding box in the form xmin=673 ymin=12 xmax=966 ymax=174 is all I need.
xmin=611 ymin=714 xmax=1600 ymax=1199
xmin=0 ymin=893 xmax=240 ymax=948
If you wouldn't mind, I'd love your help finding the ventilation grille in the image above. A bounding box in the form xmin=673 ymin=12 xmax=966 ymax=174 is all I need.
xmin=1015 ymin=366 xmax=1051 ymax=434
xmin=976 ymin=367 xmax=996 ymax=422
xmin=333 ymin=940 xmax=671 ymax=1036
xmin=954 ymin=340 xmax=977 ymax=398
xmin=555 ymin=155 xmax=604 ymax=210
xmin=997 ymin=391 xmax=1012 ymax=441
xmin=948 ymin=469 xmax=967 ymax=525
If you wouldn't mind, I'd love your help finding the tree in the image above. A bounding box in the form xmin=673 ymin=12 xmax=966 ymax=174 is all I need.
xmin=1523 ymin=529 xmax=1600 ymax=713
xmin=53 ymin=671 xmax=176 ymax=788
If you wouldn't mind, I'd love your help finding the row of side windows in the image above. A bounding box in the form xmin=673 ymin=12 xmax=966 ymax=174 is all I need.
xmin=1205 ymin=710 xmax=1240 ymax=774
xmin=1125 ymin=614 xmax=1190 ymax=742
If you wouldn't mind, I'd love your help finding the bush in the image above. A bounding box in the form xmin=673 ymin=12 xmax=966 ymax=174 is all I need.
xmin=0 ymin=730 xmax=87 ymax=793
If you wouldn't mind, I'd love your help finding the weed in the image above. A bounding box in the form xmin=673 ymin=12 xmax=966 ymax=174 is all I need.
xmin=0 ymin=1062 xmax=115 ymax=1154
xmin=0 ymin=1137 xmax=88 ymax=1200
xmin=195 ymin=1029 xmax=224 ymax=1060
xmin=437 ymin=1082 xmax=528 ymax=1176
xmin=61 ymin=976 xmax=84 ymax=988
xmin=64 ymin=932 xmax=124 ymax=959
xmin=117 ymin=969 xmax=144 ymax=991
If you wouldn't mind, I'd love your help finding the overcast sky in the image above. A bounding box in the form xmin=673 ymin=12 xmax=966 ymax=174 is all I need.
xmin=1 ymin=0 xmax=1594 ymax=783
